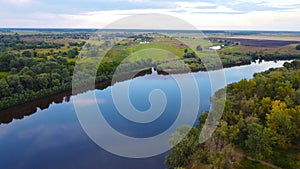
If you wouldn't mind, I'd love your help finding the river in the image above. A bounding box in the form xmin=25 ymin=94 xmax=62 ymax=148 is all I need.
xmin=0 ymin=60 xmax=289 ymax=169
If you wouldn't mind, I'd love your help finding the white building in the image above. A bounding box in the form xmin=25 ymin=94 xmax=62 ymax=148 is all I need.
xmin=139 ymin=41 xmax=150 ymax=44
xmin=209 ymin=46 xmax=222 ymax=50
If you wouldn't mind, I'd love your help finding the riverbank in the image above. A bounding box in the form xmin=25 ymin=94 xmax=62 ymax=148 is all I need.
xmin=0 ymin=58 xmax=295 ymax=112
xmin=0 ymin=59 xmax=293 ymax=126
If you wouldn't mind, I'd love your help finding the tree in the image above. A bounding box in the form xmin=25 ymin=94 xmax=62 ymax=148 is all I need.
xmin=0 ymin=78 xmax=11 ymax=98
xmin=33 ymin=50 xmax=38 ymax=57
xmin=66 ymin=48 xmax=79 ymax=58
xmin=22 ymin=50 xmax=32 ymax=57
xmin=293 ymin=89 xmax=300 ymax=105
xmin=36 ymin=73 xmax=50 ymax=89
xmin=7 ymin=75 xmax=24 ymax=93
xmin=196 ymin=45 xmax=203 ymax=51
xmin=0 ymin=53 xmax=15 ymax=71
xmin=266 ymin=100 xmax=296 ymax=149
xmin=208 ymin=145 xmax=233 ymax=169
xmin=61 ymin=68 xmax=70 ymax=83
xmin=55 ymin=56 xmax=67 ymax=64
xmin=51 ymin=73 xmax=61 ymax=86
xmin=196 ymin=111 xmax=208 ymax=131
xmin=184 ymin=48 xmax=188 ymax=53
xmin=213 ymin=121 xmax=239 ymax=151
xmin=19 ymin=66 xmax=35 ymax=77
xmin=165 ymin=126 xmax=199 ymax=168
xmin=184 ymin=52 xmax=196 ymax=58
xmin=245 ymin=123 xmax=274 ymax=160
xmin=296 ymin=44 xmax=300 ymax=50
xmin=20 ymin=75 xmax=34 ymax=90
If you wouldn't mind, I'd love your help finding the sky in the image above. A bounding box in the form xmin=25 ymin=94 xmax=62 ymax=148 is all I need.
xmin=0 ymin=0 xmax=300 ymax=30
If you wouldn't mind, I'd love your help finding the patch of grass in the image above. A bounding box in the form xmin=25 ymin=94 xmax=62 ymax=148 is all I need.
xmin=102 ymin=45 xmax=129 ymax=63
xmin=128 ymin=40 xmax=185 ymax=58
xmin=238 ymin=158 xmax=268 ymax=169
xmin=126 ymin=48 xmax=172 ymax=62
xmin=219 ymin=46 xmax=242 ymax=54
xmin=102 ymin=38 xmax=187 ymax=63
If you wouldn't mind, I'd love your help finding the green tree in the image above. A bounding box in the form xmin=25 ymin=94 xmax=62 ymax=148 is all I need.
xmin=196 ymin=111 xmax=208 ymax=131
xmin=20 ymin=75 xmax=34 ymax=90
xmin=208 ymin=145 xmax=233 ymax=169
xmin=0 ymin=53 xmax=15 ymax=71
xmin=7 ymin=75 xmax=24 ymax=93
xmin=245 ymin=123 xmax=274 ymax=160
xmin=184 ymin=48 xmax=188 ymax=53
xmin=0 ymin=78 xmax=11 ymax=97
xmin=196 ymin=45 xmax=203 ymax=51
xmin=36 ymin=73 xmax=50 ymax=89
xmin=293 ymin=89 xmax=300 ymax=105
xmin=61 ymin=68 xmax=70 ymax=83
xmin=22 ymin=50 xmax=32 ymax=57
xmin=19 ymin=66 xmax=35 ymax=77
xmin=51 ymin=73 xmax=61 ymax=86
xmin=165 ymin=126 xmax=199 ymax=168
xmin=213 ymin=121 xmax=239 ymax=151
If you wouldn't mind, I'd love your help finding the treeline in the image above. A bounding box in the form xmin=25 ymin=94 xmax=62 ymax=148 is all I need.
xmin=0 ymin=53 xmax=74 ymax=110
xmin=247 ymin=51 xmax=300 ymax=61
xmin=0 ymin=34 xmax=64 ymax=52
xmin=166 ymin=60 xmax=300 ymax=169
xmin=0 ymin=31 xmax=95 ymax=110
xmin=183 ymin=55 xmax=251 ymax=72
xmin=20 ymin=32 xmax=90 ymax=40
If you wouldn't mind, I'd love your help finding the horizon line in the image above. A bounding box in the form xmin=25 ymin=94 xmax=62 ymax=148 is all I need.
xmin=1 ymin=28 xmax=300 ymax=33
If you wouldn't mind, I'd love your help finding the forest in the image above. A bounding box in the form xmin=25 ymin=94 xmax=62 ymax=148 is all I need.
xmin=165 ymin=60 xmax=300 ymax=169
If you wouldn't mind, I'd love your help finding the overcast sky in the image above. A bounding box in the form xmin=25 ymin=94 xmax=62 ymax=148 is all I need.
xmin=0 ymin=0 xmax=300 ymax=30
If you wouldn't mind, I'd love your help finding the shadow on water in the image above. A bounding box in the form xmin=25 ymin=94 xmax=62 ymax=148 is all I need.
xmin=0 ymin=68 xmax=154 ymax=125
xmin=0 ymin=91 xmax=72 ymax=124
xmin=0 ymin=58 xmax=291 ymax=125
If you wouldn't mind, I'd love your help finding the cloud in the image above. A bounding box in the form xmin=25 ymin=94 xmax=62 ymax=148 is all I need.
xmin=172 ymin=1 xmax=241 ymax=14
xmin=213 ymin=0 xmax=300 ymax=12
xmin=261 ymin=0 xmax=300 ymax=7
xmin=175 ymin=1 xmax=216 ymax=8
xmin=127 ymin=0 xmax=148 ymax=2
xmin=0 ymin=0 xmax=300 ymax=30
xmin=4 ymin=0 xmax=33 ymax=5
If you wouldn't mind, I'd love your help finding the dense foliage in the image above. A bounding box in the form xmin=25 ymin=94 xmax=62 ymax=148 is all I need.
xmin=166 ymin=60 xmax=300 ymax=169
xmin=0 ymin=52 xmax=73 ymax=109
xmin=0 ymin=33 xmax=115 ymax=110
xmin=0 ymin=34 xmax=64 ymax=53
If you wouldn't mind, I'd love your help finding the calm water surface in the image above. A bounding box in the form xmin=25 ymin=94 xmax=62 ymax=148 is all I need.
xmin=0 ymin=61 xmax=289 ymax=169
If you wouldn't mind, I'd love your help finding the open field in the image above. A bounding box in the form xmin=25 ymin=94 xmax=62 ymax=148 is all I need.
xmin=209 ymin=35 xmax=300 ymax=41
xmin=209 ymin=37 xmax=300 ymax=47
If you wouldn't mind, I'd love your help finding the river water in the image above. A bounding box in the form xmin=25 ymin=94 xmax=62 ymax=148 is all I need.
xmin=0 ymin=60 xmax=289 ymax=169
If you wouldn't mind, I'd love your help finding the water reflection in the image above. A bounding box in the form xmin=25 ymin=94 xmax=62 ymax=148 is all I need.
xmin=0 ymin=69 xmax=154 ymax=125
xmin=0 ymin=91 xmax=72 ymax=124
xmin=0 ymin=60 xmax=290 ymax=169
xmin=0 ymin=60 xmax=290 ymax=125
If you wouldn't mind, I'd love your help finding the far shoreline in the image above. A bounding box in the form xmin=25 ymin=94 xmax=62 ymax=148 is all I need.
xmin=0 ymin=59 xmax=294 ymax=124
